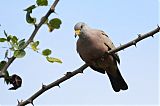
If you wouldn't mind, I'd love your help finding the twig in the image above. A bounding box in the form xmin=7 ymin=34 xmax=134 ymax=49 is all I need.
xmin=18 ymin=64 xmax=88 ymax=106
xmin=18 ymin=26 xmax=160 ymax=106
xmin=0 ymin=0 xmax=60 ymax=77
xmin=107 ymin=25 xmax=160 ymax=54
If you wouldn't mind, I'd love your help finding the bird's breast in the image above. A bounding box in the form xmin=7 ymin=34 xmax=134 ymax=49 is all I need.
xmin=77 ymin=37 xmax=107 ymax=63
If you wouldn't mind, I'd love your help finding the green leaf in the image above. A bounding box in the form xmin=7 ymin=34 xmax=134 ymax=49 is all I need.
xmin=47 ymin=18 xmax=62 ymax=32
xmin=18 ymin=39 xmax=25 ymax=45
xmin=36 ymin=0 xmax=48 ymax=6
xmin=47 ymin=24 xmax=54 ymax=32
xmin=46 ymin=57 xmax=62 ymax=63
xmin=9 ymin=47 xmax=15 ymax=51
xmin=24 ymin=5 xmax=36 ymax=13
xmin=24 ymin=5 xmax=36 ymax=24
xmin=10 ymin=42 xmax=18 ymax=50
xmin=14 ymin=50 xmax=26 ymax=58
xmin=30 ymin=41 xmax=39 ymax=51
xmin=8 ymin=36 xmax=19 ymax=50
xmin=5 ymin=50 xmax=8 ymax=59
xmin=0 ymin=61 xmax=7 ymax=70
xmin=26 ymin=12 xmax=36 ymax=24
xmin=49 ymin=18 xmax=62 ymax=29
xmin=4 ymin=30 xmax=8 ymax=37
xmin=18 ymin=39 xmax=26 ymax=50
xmin=0 ymin=38 xmax=7 ymax=42
xmin=7 ymin=35 xmax=12 ymax=41
xmin=11 ymin=36 xmax=18 ymax=44
xmin=42 ymin=49 xmax=51 ymax=56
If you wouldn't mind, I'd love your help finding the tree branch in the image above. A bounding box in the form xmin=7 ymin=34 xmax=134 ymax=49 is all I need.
xmin=0 ymin=0 xmax=60 ymax=77
xmin=18 ymin=64 xmax=88 ymax=106
xmin=18 ymin=26 xmax=160 ymax=106
xmin=107 ymin=25 xmax=160 ymax=54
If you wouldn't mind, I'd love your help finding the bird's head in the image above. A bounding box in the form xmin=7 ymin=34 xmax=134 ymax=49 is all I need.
xmin=74 ymin=22 xmax=86 ymax=38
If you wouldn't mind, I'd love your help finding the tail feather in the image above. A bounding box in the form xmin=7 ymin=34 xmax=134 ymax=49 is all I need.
xmin=107 ymin=68 xmax=128 ymax=92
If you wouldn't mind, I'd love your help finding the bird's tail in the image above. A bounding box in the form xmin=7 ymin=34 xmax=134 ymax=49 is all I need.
xmin=107 ymin=68 xmax=128 ymax=92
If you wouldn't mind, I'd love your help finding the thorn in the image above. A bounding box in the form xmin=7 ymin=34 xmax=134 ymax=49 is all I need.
xmin=138 ymin=34 xmax=141 ymax=38
xmin=50 ymin=7 xmax=55 ymax=13
xmin=56 ymin=84 xmax=61 ymax=88
xmin=28 ymin=100 xmax=34 ymax=106
xmin=80 ymin=70 xmax=84 ymax=74
xmin=151 ymin=35 xmax=154 ymax=38
xmin=54 ymin=11 xmax=58 ymax=15
xmin=42 ymin=83 xmax=46 ymax=89
xmin=79 ymin=69 xmax=84 ymax=74
xmin=17 ymin=99 xmax=23 ymax=106
xmin=157 ymin=24 xmax=160 ymax=32
xmin=17 ymin=99 xmax=20 ymax=105
xmin=65 ymin=72 xmax=73 ymax=77
xmin=31 ymin=102 xmax=34 ymax=106
xmin=132 ymin=41 xmax=137 ymax=47
xmin=120 ymin=43 xmax=124 ymax=51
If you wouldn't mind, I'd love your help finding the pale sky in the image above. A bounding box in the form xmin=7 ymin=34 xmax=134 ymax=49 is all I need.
xmin=0 ymin=0 xmax=159 ymax=106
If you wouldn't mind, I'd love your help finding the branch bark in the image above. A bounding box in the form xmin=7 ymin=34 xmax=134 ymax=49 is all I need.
xmin=18 ymin=26 xmax=160 ymax=106
xmin=0 ymin=0 xmax=60 ymax=77
xmin=18 ymin=64 xmax=88 ymax=106
xmin=107 ymin=26 xmax=160 ymax=54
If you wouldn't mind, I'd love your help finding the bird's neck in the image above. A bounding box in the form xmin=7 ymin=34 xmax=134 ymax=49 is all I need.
xmin=79 ymin=27 xmax=91 ymax=39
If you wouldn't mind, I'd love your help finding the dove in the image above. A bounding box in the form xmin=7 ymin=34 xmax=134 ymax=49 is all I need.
xmin=74 ymin=22 xmax=128 ymax=92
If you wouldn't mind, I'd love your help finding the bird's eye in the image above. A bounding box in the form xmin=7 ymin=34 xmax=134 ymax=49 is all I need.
xmin=81 ymin=25 xmax=83 ymax=29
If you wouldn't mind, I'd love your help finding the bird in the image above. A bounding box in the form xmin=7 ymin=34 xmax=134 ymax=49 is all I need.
xmin=74 ymin=22 xmax=128 ymax=92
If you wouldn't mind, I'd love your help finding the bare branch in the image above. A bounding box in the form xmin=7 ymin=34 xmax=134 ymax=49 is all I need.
xmin=18 ymin=64 xmax=88 ymax=106
xmin=18 ymin=26 xmax=160 ymax=106
xmin=0 ymin=0 xmax=60 ymax=77
xmin=107 ymin=26 xmax=160 ymax=54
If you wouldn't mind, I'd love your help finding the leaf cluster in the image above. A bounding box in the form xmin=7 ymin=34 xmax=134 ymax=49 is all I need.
xmin=24 ymin=0 xmax=62 ymax=32
xmin=0 ymin=0 xmax=62 ymax=91
xmin=0 ymin=31 xmax=26 ymax=58
xmin=30 ymin=41 xmax=62 ymax=64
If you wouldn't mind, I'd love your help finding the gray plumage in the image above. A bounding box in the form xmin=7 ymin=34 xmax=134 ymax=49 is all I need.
xmin=74 ymin=22 xmax=128 ymax=92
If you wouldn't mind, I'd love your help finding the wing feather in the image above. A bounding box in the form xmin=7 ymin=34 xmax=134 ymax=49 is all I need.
xmin=98 ymin=30 xmax=120 ymax=64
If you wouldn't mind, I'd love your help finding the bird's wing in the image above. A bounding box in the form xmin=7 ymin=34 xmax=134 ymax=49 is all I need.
xmin=98 ymin=30 xmax=120 ymax=64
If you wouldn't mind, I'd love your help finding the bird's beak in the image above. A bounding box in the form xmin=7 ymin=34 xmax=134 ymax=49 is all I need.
xmin=74 ymin=29 xmax=81 ymax=38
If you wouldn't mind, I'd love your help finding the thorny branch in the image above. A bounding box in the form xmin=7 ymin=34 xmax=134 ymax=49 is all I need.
xmin=18 ymin=64 xmax=88 ymax=106
xmin=0 ymin=0 xmax=60 ymax=77
xmin=18 ymin=26 xmax=160 ymax=106
xmin=107 ymin=25 xmax=160 ymax=54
